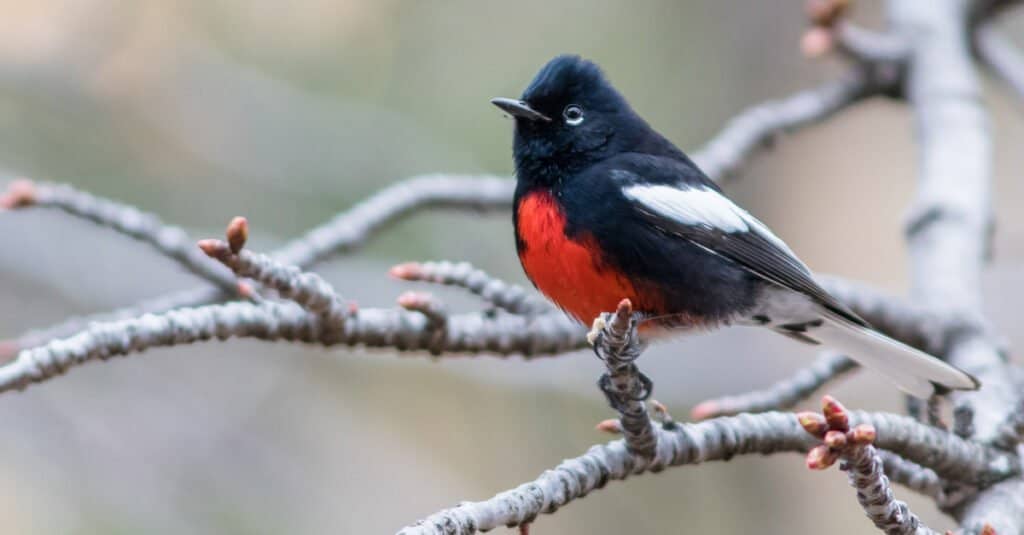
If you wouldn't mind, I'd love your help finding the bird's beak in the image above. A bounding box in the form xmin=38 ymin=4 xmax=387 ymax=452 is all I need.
xmin=490 ymin=97 xmax=551 ymax=122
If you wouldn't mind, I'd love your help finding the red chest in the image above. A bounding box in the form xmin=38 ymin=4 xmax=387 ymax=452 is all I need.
xmin=516 ymin=191 xmax=651 ymax=324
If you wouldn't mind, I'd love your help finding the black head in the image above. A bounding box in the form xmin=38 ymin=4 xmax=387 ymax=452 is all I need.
xmin=492 ymin=55 xmax=682 ymax=187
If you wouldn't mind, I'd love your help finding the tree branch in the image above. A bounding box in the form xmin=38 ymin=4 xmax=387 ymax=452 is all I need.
xmin=976 ymin=25 xmax=1024 ymax=102
xmin=890 ymin=0 xmax=1023 ymax=530
xmin=199 ymin=218 xmax=351 ymax=325
xmin=800 ymin=396 xmax=939 ymax=534
xmin=389 ymin=260 xmax=552 ymax=315
xmin=1 ymin=174 xmax=514 ymax=357
xmin=397 ymin=404 xmax=1012 ymax=534
xmin=0 ymin=299 xmax=587 ymax=395
xmin=692 ymin=68 xmax=881 ymax=181
xmin=0 ymin=179 xmax=241 ymax=296
xmin=835 ymin=22 xmax=913 ymax=64
xmin=272 ymin=174 xmax=514 ymax=268
xmin=397 ymin=412 xmax=813 ymax=535
xmin=691 ymin=351 xmax=856 ymax=420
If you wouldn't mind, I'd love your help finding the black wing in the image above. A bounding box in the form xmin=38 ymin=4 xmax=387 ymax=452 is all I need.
xmin=613 ymin=165 xmax=867 ymax=327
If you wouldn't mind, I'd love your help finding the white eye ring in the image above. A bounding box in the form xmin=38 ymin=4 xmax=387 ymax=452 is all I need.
xmin=563 ymin=105 xmax=584 ymax=126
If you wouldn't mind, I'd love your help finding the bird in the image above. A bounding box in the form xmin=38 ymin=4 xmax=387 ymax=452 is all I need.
xmin=491 ymin=54 xmax=979 ymax=398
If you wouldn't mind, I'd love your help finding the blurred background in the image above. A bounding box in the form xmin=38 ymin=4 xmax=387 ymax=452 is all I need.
xmin=0 ymin=1 xmax=1021 ymax=533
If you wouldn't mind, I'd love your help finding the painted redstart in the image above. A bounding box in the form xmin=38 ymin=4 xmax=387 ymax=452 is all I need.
xmin=491 ymin=55 xmax=979 ymax=397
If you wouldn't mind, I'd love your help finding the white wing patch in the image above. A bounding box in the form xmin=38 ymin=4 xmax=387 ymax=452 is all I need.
xmin=623 ymin=184 xmax=747 ymax=232
xmin=623 ymin=184 xmax=796 ymax=254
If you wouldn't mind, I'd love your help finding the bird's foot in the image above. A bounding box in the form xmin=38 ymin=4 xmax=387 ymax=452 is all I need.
xmin=598 ymin=368 xmax=653 ymax=411
xmin=586 ymin=315 xmax=607 ymax=345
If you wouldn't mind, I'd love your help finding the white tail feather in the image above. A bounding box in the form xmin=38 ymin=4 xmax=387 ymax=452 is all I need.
xmin=814 ymin=312 xmax=979 ymax=398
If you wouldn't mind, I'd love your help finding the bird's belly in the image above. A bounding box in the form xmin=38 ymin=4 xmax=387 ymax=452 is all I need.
xmin=516 ymin=191 xmax=664 ymax=324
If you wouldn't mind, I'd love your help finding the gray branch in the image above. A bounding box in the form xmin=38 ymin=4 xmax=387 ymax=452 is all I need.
xmin=2 ymin=174 xmax=515 ymax=355
xmin=398 ymin=405 xmax=1011 ymax=534
xmin=1 ymin=179 xmax=240 ymax=295
xmin=691 ymin=351 xmax=857 ymax=420
xmin=845 ymin=440 xmax=937 ymax=534
xmin=0 ymin=301 xmax=585 ymax=395
xmin=878 ymin=450 xmax=949 ymax=502
xmin=199 ymin=231 xmax=350 ymax=325
xmin=389 ymin=260 xmax=552 ymax=315
xmin=692 ymin=68 xmax=881 ymax=181
xmin=835 ymin=23 xmax=912 ymax=63
xmin=976 ymin=25 xmax=1024 ymax=101
xmin=889 ymin=0 xmax=1024 ymax=532
xmin=272 ymin=174 xmax=514 ymax=268
xmin=397 ymin=412 xmax=812 ymax=535
xmin=800 ymin=396 xmax=938 ymax=534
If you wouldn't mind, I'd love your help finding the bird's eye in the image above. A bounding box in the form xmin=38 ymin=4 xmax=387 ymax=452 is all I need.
xmin=563 ymin=105 xmax=584 ymax=126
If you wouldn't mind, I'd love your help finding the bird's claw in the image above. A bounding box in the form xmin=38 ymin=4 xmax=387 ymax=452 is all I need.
xmin=598 ymin=368 xmax=654 ymax=411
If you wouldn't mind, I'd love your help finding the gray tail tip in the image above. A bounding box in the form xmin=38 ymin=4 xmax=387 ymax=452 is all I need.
xmin=932 ymin=372 xmax=982 ymax=395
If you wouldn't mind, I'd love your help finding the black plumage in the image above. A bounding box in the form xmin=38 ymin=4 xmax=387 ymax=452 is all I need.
xmin=493 ymin=54 xmax=979 ymax=397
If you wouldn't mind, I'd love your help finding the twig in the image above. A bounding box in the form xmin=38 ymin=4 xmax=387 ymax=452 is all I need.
xmin=834 ymin=22 xmax=912 ymax=63
xmin=691 ymin=352 xmax=857 ymax=420
xmin=390 ymin=261 xmax=551 ymax=315
xmin=692 ymin=68 xmax=879 ymax=181
xmin=198 ymin=217 xmax=350 ymax=325
xmin=591 ymin=299 xmax=658 ymax=458
xmin=800 ymin=396 xmax=939 ymax=534
xmin=976 ymin=25 xmax=1024 ymax=102
xmin=0 ymin=179 xmax=240 ymax=294
xmin=800 ymin=1 xmax=910 ymax=66
xmin=272 ymin=174 xmax=515 ymax=268
xmin=988 ymin=402 xmax=1024 ymax=451
xmin=397 ymin=292 xmax=449 ymax=355
xmin=877 ymin=450 xmax=948 ymax=502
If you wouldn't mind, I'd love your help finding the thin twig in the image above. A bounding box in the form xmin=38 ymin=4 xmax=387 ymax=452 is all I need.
xmin=272 ymin=174 xmax=515 ymax=268
xmin=976 ymin=25 xmax=1024 ymax=102
xmin=390 ymin=260 xmax=552 ymax=315
xmin=989 ymin=402 xmax=1024 ymax=451
xmin=0 ymin=179 xmax=240 ymax=294
xmin=878 ymin=450 xmax=948 ymax=502
xmin=691 ymin=352 xmax=857 ymax=420
xmin=199 ymin=218 xmax=350 ymax=326
xmin=835 ymin=22 xmax=912 ymax=63
xmin=397 ymin=291 xmax=449 ymax=355
xmin=692 ymin=68 xmax=879 ymax=181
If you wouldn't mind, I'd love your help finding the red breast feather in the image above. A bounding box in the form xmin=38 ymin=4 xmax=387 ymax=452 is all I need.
xmin=516 ymin=190 xmax=663 ymax=324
